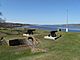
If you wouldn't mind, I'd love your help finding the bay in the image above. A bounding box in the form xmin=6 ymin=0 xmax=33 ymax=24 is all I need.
xmin=22 ymin=25 xmax=80 ymax=32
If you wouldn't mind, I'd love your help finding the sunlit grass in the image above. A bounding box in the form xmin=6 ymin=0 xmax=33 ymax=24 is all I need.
xmin=0 ymin=28 xmax=80 ymax=60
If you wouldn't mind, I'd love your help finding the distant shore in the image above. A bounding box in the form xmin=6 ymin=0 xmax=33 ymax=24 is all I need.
xmin=0 ymin=22 xmax=32 ymax=28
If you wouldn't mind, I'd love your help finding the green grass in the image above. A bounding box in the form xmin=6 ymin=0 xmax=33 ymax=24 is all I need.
xmin=0 ymin=28 xmax=80 ymax=60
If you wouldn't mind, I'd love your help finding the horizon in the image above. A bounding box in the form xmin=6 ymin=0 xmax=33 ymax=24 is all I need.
xmin=0 ymin=0 xmax=80 ymax=24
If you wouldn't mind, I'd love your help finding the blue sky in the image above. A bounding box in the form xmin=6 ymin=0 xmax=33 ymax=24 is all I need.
xmin=0 ymin=0 xmax=80 ymax=24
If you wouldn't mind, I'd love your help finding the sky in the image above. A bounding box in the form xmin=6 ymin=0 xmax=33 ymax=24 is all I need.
xmin=0 ymin=0 xmax=80 ymax=25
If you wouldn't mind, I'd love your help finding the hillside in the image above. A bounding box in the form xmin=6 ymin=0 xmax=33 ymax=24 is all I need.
xmin=0 ymin=28 xmax=80 ymax=60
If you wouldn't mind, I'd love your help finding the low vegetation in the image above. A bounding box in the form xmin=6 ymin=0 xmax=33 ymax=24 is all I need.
xmin=0 ymin=28 xmax=80 ymax=60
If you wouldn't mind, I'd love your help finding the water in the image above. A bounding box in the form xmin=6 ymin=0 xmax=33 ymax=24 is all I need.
xmin=22 ymin=25 xmax=80 ymax=32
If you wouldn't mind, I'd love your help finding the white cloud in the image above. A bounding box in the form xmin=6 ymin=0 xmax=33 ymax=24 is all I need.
xmin=6 ymin=20 xmax=25 ymax=23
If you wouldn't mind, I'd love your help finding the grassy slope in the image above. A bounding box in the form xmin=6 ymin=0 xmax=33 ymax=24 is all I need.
xmin=0 ymin=29 xmax=80 ymax=60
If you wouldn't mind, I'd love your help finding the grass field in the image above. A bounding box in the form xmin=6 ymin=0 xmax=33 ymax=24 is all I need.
xmin=0 ymin=28 xmax=80 ymax=60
